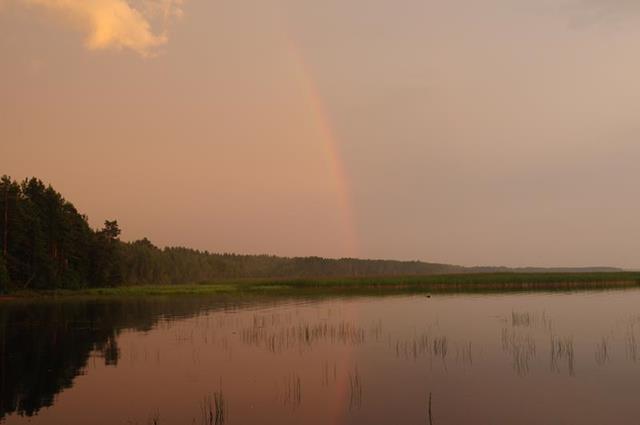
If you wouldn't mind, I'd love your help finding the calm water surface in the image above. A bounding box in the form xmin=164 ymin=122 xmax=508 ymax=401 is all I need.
xmin=2 ymin=289 xmax=640 ymax=424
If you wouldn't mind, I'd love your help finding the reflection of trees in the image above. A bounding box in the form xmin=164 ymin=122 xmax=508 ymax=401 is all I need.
xmin=0 ymin=296 xmax=243 ymax=420
xmin=0 ymin=302 xmax=119 ymax=418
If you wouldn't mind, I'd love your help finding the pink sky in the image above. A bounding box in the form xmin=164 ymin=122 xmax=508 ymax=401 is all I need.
xmin=2 ymin=0 xmax=640 ymax=268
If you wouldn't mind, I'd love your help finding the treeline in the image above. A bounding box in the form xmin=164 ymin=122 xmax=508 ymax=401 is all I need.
xmin=119 ymin=239 xmax=460 ymax=285
xmin=0 ymin=176 xmax=123 ymax=291
xmin=0 ymin=176 xmax=461 ymax=291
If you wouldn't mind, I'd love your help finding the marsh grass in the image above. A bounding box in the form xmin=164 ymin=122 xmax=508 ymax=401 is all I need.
xmin=6 ymin=271 xmax=640 ymax=298
xmin=348 ymin=367 xmax=362 ymax=411
xmin=501 ymin=328 xmax=536 ymax=376
xmin=147 ymin=410 xmax=160 ymax=425
xmin=428 ymin=392 xmax=434 ymax=425
xmin=550 ymin=335 xmax=575 ymax=375
xmin=595 ymin=337 xmax=611 ymax=366
xmin=201 ymin=392 xmax=226 ymax=425
xmin=282 ymin=373 xmax=302 ymax=409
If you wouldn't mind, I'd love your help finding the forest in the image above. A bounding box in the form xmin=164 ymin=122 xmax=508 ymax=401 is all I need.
xmin=0 ymin=176 xmax=623 ymax=292
xmin=0 ymin=175 xmax=465 ymax=292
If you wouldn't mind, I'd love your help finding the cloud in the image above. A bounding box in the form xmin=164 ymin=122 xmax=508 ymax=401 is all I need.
xmin=21 ymin=0 xmax=184 ymax=57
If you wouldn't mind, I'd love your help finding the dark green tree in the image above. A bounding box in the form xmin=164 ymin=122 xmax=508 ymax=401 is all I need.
xmin=90 ymin=220 xmax=123 ymax=287
xmin=0 ymin=254 xmax=9 ymax=293
xmin=0 ymin=174 xmax=466 ymax=292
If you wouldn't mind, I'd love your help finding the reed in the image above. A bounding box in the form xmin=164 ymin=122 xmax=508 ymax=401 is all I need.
xmin=8 ymin=271 xmax=640 ymax=298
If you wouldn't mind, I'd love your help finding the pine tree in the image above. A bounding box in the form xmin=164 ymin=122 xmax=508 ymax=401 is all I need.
xmin=0 ymin=254 xmax=9 ymax=293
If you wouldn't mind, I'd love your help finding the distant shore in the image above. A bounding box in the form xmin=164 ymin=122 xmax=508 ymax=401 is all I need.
xmin=3 ymin=271 xmax=640 ymax=299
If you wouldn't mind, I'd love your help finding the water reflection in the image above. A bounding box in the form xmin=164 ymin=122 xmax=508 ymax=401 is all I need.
xmin=2 ymin=289 xmax=640 ymax=424
xmin=0 ymin=301 xmax=121 ymax=418
xmin=501 ymin=328 xmax=536 ymax=375
xmin=0 ymin=296 xmax=247 ymax=421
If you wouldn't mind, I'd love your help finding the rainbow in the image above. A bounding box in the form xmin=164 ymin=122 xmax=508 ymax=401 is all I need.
xmin=283 ymin=38 xmax=360 ymax=421
xmin=283 ymin=38 xmax=359 ymax=258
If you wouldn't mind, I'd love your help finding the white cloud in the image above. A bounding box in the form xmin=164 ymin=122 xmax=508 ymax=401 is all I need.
xmin=21 ymin=0 xmax=184 ymax=57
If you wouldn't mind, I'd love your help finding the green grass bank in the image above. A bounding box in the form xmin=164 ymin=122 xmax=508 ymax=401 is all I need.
xmin=4 ymin=271 xmax=640 ymax=298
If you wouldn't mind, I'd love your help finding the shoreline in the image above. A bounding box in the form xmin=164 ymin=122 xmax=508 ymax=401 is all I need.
xmin=2 ymin=271 xmax=640 ymax=299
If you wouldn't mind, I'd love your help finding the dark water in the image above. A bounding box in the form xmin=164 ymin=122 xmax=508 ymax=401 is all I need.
xmin=2 ymin=289 xmax=640 ymax=424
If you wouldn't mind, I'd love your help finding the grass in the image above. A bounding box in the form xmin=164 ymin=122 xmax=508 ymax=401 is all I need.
xmin=4 ymin=271 xmax=640 ymax=298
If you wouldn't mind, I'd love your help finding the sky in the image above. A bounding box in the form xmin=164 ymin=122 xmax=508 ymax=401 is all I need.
xmin=1 ymin=0 xmax=640 ymax=268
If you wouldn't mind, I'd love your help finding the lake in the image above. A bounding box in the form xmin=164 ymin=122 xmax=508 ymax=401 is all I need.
xmin=2 ymin=288 xmax=640 ymax=424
